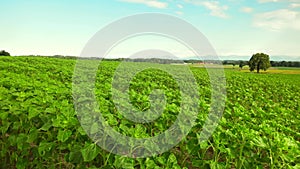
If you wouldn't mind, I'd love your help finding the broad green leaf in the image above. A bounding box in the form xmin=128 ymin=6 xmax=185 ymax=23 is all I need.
xmin=40 ymin=122 xmax=52 ymax=131
xmin=167 ymin=153 xmax=177 ymax=164
xmin=77 ymin=126 xmax=87 ymax=136
xmin=145 ymin=158 xmax=157 ymax=169
xmin=26 ymin=127 xmax=38 ymax=143
xmin=28 ymin=107 xmax=39 ymax=120
xmin=68 ymin=151 xmax=82 ymax=163
xmin=81 ymin=143 xmax=99 ymax=162
xmin=0 ymin=112 xmax=8 ymax=120
xmin=38 ymin=142 xmax=54 ymax=156
xmin=16 ymin=134 xmax=27 ymax=150
xmin=0 ymin=121 xmax=11 ymax=134
xmin=57 ymin=129 xmax=72 ymax=142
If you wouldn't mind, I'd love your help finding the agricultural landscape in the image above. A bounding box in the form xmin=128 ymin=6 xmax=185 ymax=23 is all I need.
xmin=0 ymin=55 xmax=299 ymax=168
xmin=1 ymin=1 xmax=300 ymax=168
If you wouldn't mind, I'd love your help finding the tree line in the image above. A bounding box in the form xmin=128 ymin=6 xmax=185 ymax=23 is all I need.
xmin=270 ymin=61 xmax=300 ymax=67
xmin=223 ymin=60 xmax=300 ymax=68
xmin=0 ymin=50 xmax=10 ymax=56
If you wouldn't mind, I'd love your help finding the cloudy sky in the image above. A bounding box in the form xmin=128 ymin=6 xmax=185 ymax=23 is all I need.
xmin=1 ymin=0 xmax=300 ymax=60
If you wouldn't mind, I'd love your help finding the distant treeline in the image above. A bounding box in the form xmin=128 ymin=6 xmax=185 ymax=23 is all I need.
xmin=11 ymin=55 xmax=300 ymax=67
xmin=270 ymin=61 xmax=300 ymax=67
xmin=221 ymin=60 xmax=300 ymax=68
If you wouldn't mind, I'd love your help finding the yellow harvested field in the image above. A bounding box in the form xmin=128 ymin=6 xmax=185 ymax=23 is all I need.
xmin=240 ymin=67 xmax=300 ymax=74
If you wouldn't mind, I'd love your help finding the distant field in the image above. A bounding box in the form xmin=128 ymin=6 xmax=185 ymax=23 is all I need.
xmin=192 ymin=64 xmax=300 ymax=74
xmin=240 ymin=66 xmax=300 ymax=74
xmin=273 ymin=67 xmax=300 ymax=70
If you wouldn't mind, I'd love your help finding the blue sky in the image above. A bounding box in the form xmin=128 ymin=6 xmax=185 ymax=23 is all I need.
xmin=1 ymin=0 xmax=300 ymax=60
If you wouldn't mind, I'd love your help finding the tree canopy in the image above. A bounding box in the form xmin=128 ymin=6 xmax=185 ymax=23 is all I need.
xmin=239 ymin=61 xmax=247 ymax=69
xmin=0 ymin=50 xmax=10 ymax=56
xmin=249 ymin=53 xmax=271 ymax=73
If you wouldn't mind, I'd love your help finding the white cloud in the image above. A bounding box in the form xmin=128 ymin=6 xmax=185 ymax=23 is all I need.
xmin=185 ymin=0 xmax=229 ymax=18
xmin=253 ymin=9 xmax=300 ymax=31
xmin=258 ymin=0 xmax=281 ymax=2
xmin=119 ymin=0 xmax=168 ymax=9
xmin=258 ymin=0 xmax=299 ymax=3
xmin=202 ymin=1 xmax=229 ymax=18
xmin=258 ymin=0 xmax=300 ymax=9
xmin=290 ymin=3 xmax=300 ymax=8
xmin=240 ymin=7 xmax=253 ymax=13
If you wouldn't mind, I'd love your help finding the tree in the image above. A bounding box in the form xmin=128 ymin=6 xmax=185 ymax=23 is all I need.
xmin=239 ymin=61 xmax=245 ymax=69
xmin=0 ymin=50 xmax=10 ymax=56
xmin=249 ymin=53 xmax=271 ymax=73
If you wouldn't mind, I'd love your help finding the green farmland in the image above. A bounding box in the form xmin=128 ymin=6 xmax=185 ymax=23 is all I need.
xmin=0 ymin=56 xmax=299 ymax=168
